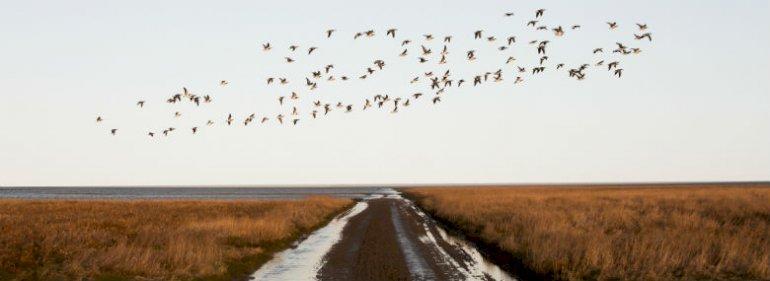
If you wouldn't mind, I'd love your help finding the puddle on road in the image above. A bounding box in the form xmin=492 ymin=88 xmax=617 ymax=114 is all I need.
xmin=390 ymin=203 xmax=438 ymax=281
xmin=405 ymin=198 xmax=518 ymax=281
xmin=250 ymin=201 xmax=368 ymax=281
xmin=251 ymin=188 xmax=517 ymax=281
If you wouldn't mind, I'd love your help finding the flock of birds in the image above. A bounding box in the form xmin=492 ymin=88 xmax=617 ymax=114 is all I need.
xmin=97 ymin=9 xmax=653 ymax=137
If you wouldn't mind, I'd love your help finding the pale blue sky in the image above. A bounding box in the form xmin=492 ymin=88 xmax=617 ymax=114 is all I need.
xmin=1 ymin=0 xmax=769 ymax=186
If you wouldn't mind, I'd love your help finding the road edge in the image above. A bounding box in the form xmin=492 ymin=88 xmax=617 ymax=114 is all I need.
xmin=399 ymin=190 xmax=551 ymax=281
xmin=227 ymin=199 xmax=358 ymax=281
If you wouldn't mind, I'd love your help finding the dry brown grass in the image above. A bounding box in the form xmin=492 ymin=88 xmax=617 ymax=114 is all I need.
xmin=404 ymin=184 xmax=770 ymax=281
xmin=0 ymin=196 xmax=352 ymax=281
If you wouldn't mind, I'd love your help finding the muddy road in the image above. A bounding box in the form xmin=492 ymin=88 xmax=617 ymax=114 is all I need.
xmin=252 ymin=193 xmax=517 ymax=281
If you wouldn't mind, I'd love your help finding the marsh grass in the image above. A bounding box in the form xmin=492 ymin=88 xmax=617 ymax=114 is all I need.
xmin=0 ymin=196 xmax=351 ymax=280
xmin=404 ymin=184 xmax=770 ymax=280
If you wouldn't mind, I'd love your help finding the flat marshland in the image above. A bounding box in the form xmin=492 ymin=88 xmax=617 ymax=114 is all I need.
xmin=404 ymin=184 xmax=770 ymax=281
xmin=0 ymin=197 xmax=352 ymax=281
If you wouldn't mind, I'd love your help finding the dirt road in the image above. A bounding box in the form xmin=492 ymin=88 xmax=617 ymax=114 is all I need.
xmin=252 ymin=193 xmax=517 ymax=281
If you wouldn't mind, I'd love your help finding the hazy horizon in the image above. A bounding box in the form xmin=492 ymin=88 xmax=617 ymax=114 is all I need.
xmin=2 ymin=0 xmax=769 ymax=186
xmin=3 ymin=181 xmax=770 ymax=188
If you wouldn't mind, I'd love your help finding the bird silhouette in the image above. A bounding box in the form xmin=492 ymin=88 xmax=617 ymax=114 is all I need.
xmin=97 ymin=8 xmax=653 ymax=138
xmin=507 ymin=36 xmax=516 ymax=45
xmin=635 ymin=33 xmax=652 ymax=41
xmin=553 ymin=26 xmax=564 ymax=36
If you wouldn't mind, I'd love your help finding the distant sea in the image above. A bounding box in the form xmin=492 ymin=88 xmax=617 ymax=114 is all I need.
xmin=0 ymin=187 xmax=391 ymax=200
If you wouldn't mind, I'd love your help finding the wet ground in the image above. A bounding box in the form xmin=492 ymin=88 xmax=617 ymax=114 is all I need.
xmin=252 ymin=192 xmax=517 ymax=281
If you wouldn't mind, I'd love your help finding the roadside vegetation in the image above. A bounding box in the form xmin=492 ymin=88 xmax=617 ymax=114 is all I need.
xmin=404 ymin=184 xmax=770 ymax=280
xmin=0 ymin=197 xmax=351 ymax=281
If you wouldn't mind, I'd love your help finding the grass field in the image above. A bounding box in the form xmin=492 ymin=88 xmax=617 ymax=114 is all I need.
xmin=0 ymin=197 xmax=352 ymax=281
xmin=404 ymin=184 xmax=770 ymax=281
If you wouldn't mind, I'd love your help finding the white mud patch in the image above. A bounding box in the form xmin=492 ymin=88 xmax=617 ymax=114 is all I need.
xmin=249 ymin=201 xmax=368 ymax=281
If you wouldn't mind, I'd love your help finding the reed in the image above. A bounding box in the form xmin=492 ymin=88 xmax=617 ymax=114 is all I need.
xmin=0 ymin=196 xmax=351 ymax=280
xmin=404 ymin=184 xmax=770 ymax=280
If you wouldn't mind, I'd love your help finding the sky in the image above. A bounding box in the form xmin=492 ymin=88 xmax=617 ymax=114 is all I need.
xmin=1 ymin=0 xmax=769 ymax=186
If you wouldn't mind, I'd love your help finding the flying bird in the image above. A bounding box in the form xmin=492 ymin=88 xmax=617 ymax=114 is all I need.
xmin=635 ymin=33 xmax=653 ymax=41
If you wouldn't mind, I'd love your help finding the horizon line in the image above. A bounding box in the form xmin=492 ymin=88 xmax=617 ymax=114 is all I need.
xmin=2 ymin=181 xmax=769 ymax=188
